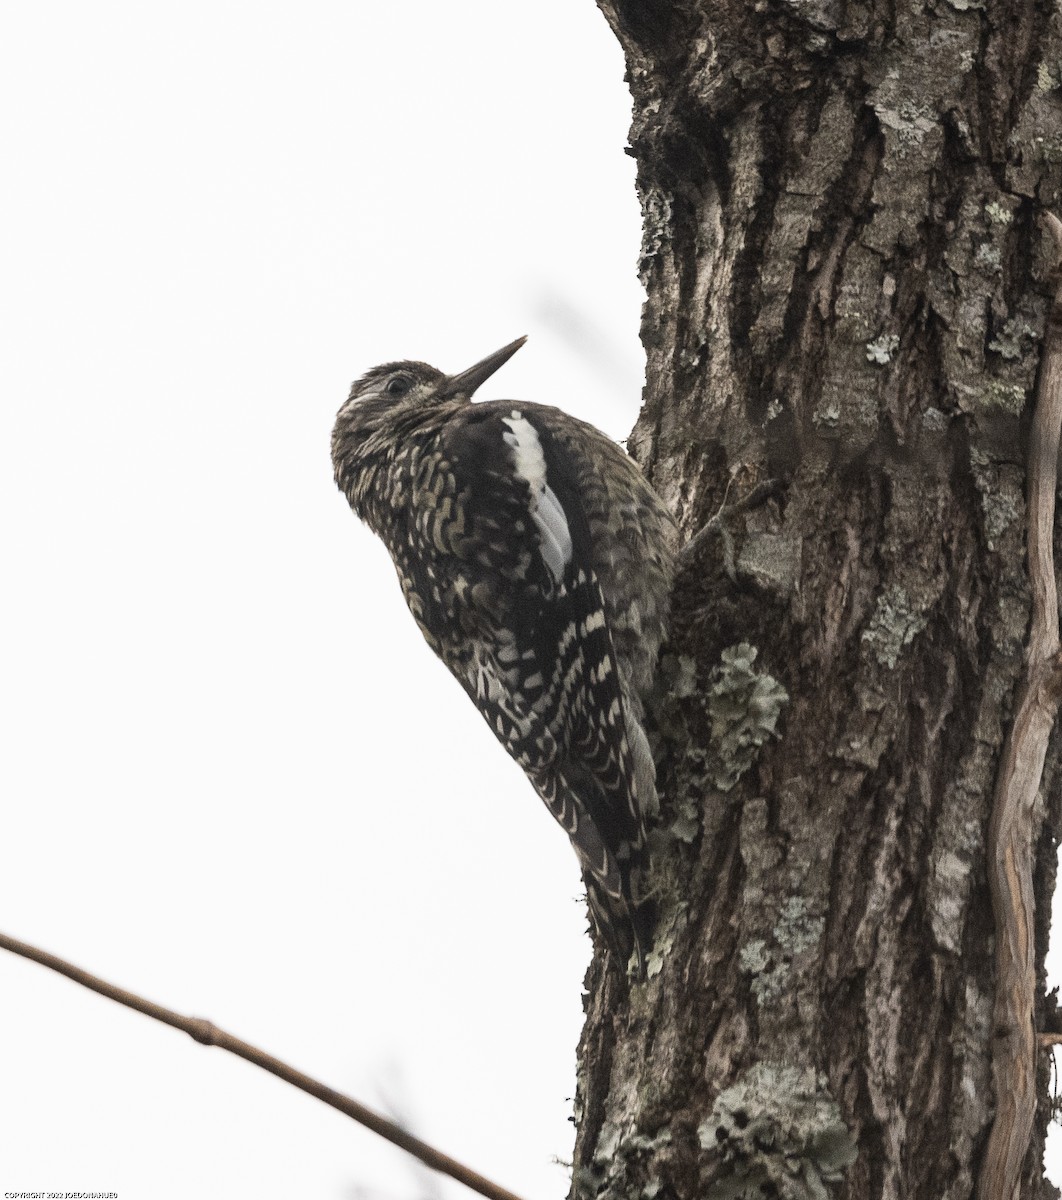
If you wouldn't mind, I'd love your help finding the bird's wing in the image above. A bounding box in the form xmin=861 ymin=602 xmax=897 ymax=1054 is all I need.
xmin=537 ymin=408 xmax=678 ymax=702
xmin=427 ymin=403 xmax=648 ymax=879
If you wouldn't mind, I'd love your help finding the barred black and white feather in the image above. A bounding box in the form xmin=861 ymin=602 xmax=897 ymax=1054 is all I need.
xmin=331 ymin=338 xmax=677 ymax=971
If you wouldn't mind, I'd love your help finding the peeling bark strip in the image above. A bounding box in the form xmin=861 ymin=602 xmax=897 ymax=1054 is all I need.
xmin=577 ymin=0 xmax=1062 ymax=1198
xmin=979 ymin=215 xmax=1062 ymax=1200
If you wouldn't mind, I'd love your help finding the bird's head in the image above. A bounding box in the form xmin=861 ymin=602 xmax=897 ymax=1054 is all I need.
xmin=331 ymin=336 xmax=527 ymax=495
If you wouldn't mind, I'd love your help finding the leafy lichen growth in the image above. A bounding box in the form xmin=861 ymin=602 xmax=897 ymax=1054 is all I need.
xmin=988 ymin=316 xmax=1039 ymax=360
xmin=981 ymin=486 xmax=1021 ymax=547
xmin=638 ymin=186 xmax=673 ymax=279
xmin=698 ymin=1064 xmax=858 ymax=1199
xmin=985 ymin=200 xmax=1014 ymax=225
xmin=979 ymin=380 xmax=1028 ymax=415
xmin=1037 ymin=61 xmax=1059 ymax=92
xmin=640 ymin=890 xmax=688 ymax=984
xmin=861 ymin=585 xmax=928 ymax=669
xmin=740 ymin=898 xmax=825 ymax=1007
xmin=873 ymin=100 xmax=937 ymax=157
xmin=669 ymin=803 xmax=700 ymax=843
xmin=739 ymin=938 xmax=771 ymax=975
xmin=865 ymin=333 xmax=899 ymax=364
xmin=812 ymin=397 xmax=841 ymax=429
xmin=739 ymin=938 xmax=786 ymax=1005
xmin=967 ymin=446 xmax=1025 ymax=553
xmin=594 ymin=1121 xmax=623 ymax=1166
xmin=627 ymin=1129 xmax=673 ymax=1154
xmin=588 ymin=1120 xmax=672 ymax=1194
xmin=645 ymin=923 xmax=676 ymax=980
xmin=775 ymin=895 xmax=825 ymax=957
xmin=974 ymin=241 xmax=1003 ymax=274
xmin=707 ymin=644 xmax=788 ymax=790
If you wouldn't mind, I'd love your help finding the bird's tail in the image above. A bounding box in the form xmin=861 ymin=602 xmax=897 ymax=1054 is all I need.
xmin=586 ymin=875 xmax=654 ymax=980
xmin=533 ymin=766 xmax=653 ymax=977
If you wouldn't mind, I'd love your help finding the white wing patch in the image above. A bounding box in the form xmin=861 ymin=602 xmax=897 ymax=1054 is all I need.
xmin=502 ymin=411 xmax=573 ymax=583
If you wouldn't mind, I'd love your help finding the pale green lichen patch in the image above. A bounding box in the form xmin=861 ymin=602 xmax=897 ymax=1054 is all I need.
xmin=669 ymin=803 xmax=700 ymax=843
xmin=979 ymin=380 xmax=1027 ymax=415
xmin=698 ymin=1064 xmax=857 ymax=1199
xmin=739 ymin=938 xmax=786 ymax=1005
xmin=775 ymin=895 xmax=825 ymax=957
xmin=594 ymin=1120 xmax=624 ymax=1165
xmin=861 ymin=585 xmax=928 ymax=669
xmin=645 ymin=923 xmax=677 ymax=980
xmin=739 ymin=938 xmax=771 ymax=975
xmin=707 ymin=644 xmax=789 ymax=790
xmin=865 ymin=333 xmax=899 ymax=364
xmin=640 ymin=889 xmax=688 ymax=985
xmin=929 ymin=850 xmax=969 ymax=950
xmin=968 ymin=448 xmax=1025 ymax=551
xmin=627 ymin=1129 xmax=672 ymax=1155
xmin=638 ymin=186 xmax=673 ymax=278
xmin=984 ymin=200 xmax=1014 ymax=225
xmin=988 ymin=317 xmax=1039 ymax=359
xmin=740 ymin=897 xmax=825 ymax=1007
xmin=588 ymin=1119 xmax=672 ymax=1193
xmin=921 ymin=406 xmax=949 ymax=432
xmin=1037 ymin=61 xmax=1059 ymax=92
xmin=873 ymin=99 xmax=937 ymax=158
xmin=812 ymin=397 xmax=841 ymax=429
xmin=974 ymin=241 xmax=1003 ymax=274
xmin=982 ymin=485 xmax=1021 ymax=546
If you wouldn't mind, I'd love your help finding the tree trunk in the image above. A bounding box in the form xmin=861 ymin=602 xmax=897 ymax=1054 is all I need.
xmin=573 ymin=1 xmax=1062 ymax=1198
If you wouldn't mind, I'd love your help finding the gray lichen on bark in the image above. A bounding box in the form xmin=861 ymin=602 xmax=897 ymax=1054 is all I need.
xmin=707 ymin=643 xmax=788 ymax=790
xmin=697 ymin=1063 xmax=858 ymax=1199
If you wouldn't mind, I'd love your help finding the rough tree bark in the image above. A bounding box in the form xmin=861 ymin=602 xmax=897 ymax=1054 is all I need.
xmin=572 ymin=1 xmax=1062 ymax=1198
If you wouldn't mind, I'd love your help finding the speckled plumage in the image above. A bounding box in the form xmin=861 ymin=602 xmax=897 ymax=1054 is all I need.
xmin=331 ymin=339 xmax=677 ymax=970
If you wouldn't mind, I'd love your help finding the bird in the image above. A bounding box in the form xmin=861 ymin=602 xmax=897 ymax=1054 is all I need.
xmin=331 ymin=336 xmax=677 ymax=972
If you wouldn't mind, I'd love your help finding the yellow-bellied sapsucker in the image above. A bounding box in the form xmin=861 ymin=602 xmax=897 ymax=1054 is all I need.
xmin=331 ymin=337 xmax=677 ymax=971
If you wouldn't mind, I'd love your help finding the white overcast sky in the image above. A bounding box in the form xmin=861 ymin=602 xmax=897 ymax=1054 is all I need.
xmin=2 ymin=3 xmax=1060 ymax=1197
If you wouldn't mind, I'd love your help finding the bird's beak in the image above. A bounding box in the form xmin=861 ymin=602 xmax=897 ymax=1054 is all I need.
xmin=444 ymin=336 xmax=527 ymax=398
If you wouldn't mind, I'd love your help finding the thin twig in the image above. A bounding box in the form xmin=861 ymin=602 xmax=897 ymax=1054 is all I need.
xmin=977 ymin=212 xmax=1062 ymax=1200
xmin=0 ymin=929 xmax=527 ymax=1200
xmin=681 ymin=478 xmax=780 ymax=563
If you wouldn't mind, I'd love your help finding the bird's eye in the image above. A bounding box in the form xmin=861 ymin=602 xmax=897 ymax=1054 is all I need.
xmin=385 ymin=376 xmax=412 ymax=396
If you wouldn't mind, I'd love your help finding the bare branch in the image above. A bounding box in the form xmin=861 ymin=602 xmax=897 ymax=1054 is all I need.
xmin=977 ymin=213 xmax=1062 ymax=1200
xmin=680 ymin=479 xmax=780 ymax=564
xmin=0 ymin=929 xmax=528 ymax=1200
